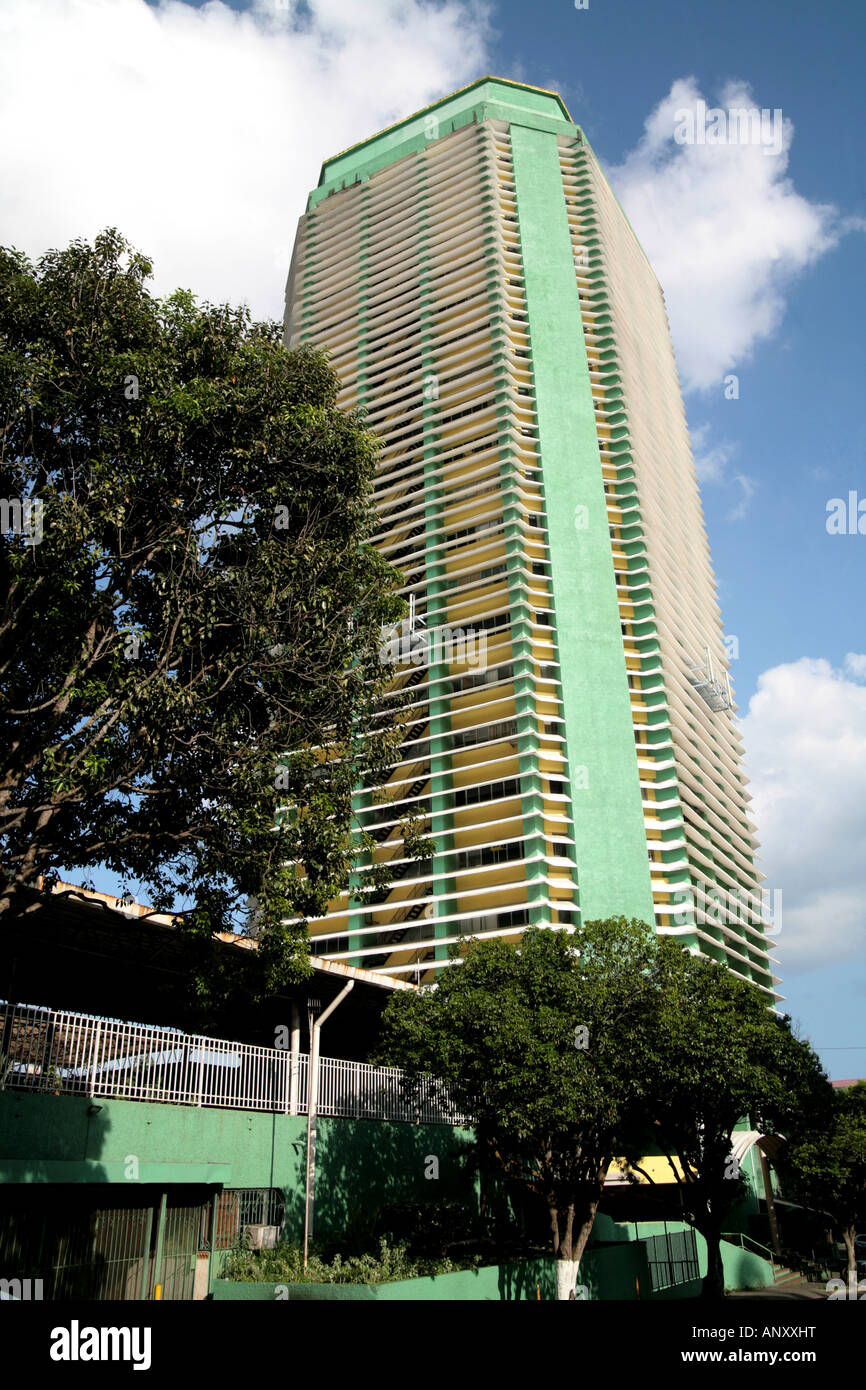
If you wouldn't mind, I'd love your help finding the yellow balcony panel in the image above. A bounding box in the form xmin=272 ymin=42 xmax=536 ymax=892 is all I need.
xmin=450 ymin=701 xmax=516 ymax=735
xmin=529 ymin=647 xmax=558 ymax=670
xmin=449 ymin=690 xmax=518 ymax=723
xmin=606 ymin=1156 xmax=685 ymax=1185
xmin=452 ymin=807 xmax=523 ymax=838
xmin=538 ymin=755 xmax=568 ymax=775
xmin=450 ymin=750 xmax=521 ymax=784
xmin=456 ymin=888 xmax=528 ymax=914
xmin=543 ymin=821 xmax=575 ymax=842
xmin=459 ymin=864 xmax=525 ymax=893
xmin=310 ymin=913 xmax=349 ymax=939
xmin=445 ymin=598 xmax=511 ymax=632
xmin=444 ymin=539 xmax=508 ymax=569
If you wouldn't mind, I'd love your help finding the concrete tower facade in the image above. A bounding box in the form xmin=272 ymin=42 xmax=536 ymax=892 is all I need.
xmin=284 ymin=78 xmax=779 ymax=998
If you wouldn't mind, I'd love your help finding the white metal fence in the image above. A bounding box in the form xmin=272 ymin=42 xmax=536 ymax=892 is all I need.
xmin=0 ymin=1001 xmax=467 ymax=1126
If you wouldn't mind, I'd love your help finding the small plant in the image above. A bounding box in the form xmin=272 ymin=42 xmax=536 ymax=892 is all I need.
xmin=222 ymin=1236 xmax=481 ymax=1285
xmin=39 ymin=1064 xmax=64 ymax=1094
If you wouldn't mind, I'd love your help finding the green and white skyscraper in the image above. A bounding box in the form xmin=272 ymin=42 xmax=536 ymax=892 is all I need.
xmin=284 ymin=77 xmax=779 ymax=998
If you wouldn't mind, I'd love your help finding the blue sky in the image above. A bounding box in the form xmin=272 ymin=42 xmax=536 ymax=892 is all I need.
xmin=1 ymin=0 xmax=863 ymax=1077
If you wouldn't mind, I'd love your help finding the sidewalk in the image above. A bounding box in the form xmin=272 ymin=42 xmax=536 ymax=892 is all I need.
xmin=727 ymin=1280 xmax=827 ymax=1301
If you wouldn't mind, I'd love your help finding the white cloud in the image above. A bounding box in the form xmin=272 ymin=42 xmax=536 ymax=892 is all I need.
xmin=0 ymin=0 xmax=490 ymax=319
xmin=606 ymin=77 xmax=857 ymax=393
xmin=741 ymin=657 xmax=866 ymax=976
xmin=727 ymin=473 xmax=757 ymax=522
xmin=690 ymin=423 xmax=738 ymax=483
xmin=689 ymin=423 xmax=756 ymax=520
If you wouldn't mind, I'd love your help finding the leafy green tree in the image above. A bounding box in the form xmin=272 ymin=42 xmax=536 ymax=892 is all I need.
xmin=632 ymin=943 xmax=829 ymax=1299
xmin=375 ymin=919 xmax=660 ymax=1300
xmin=0 ymin=229 xmax=418 ymax=1016
xmin=781 ymin=1081 xmax=866 ymax=1290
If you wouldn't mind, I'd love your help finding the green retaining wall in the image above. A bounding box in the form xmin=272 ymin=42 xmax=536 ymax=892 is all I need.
xmin=720 ymin=1242 xmax=775 ymax=1292
xmin=214 ymin=1262 xmax=551 ymax=1302
xmin=0 ymin=1096 xmax=774 ymax=1293
xmin=0 ymin=1092 xmax=474 ymax=1238
xmin=214 ymin=1243 xmax=649 ymax=1301
xmin=596 ymin=1215 xmax=775 ymax=1294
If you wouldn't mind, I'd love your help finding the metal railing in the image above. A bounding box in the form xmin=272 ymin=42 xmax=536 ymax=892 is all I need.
xmin=721 ymin=1230 xmax=776 ymax=1277
xmin=0 ymin=1001 xmax=467 ymax=1126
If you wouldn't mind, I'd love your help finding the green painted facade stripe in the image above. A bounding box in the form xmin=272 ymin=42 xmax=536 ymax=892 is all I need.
xmin=509 ymin=123 xmax=655 ymax=928
xmin=563 ymin=147 xmax=690 ymax=936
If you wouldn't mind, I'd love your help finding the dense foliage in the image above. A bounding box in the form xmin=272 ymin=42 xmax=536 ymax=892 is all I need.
xmin=780 ymin=1081 xmax=866 ymax=1284
xmin=376 ymin=921 xmax=829 ymax=1298
xmin=376 ymin=920 xmax=660 ymax=1296
xmin=0 ymin=229 xmax=419 ymax=1010
xmin=221 ymin=1237 xmax=481 ymax=1285
xmin=635 ymin=945 xmax=829 ymax=1297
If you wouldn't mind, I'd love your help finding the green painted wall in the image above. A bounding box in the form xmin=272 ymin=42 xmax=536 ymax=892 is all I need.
xmin=1 ymin=1098 xmax=775 ymax=1294
xmin=213 ymin=1243 xmax=648 ymax=1301
xmin=509 ymin=123 xmax=656 ymax=927
xmin=720 ymin=1241 xmax=775 ymax=1292
xmin=214 ymin=1260 xmax=552 ymax=1301
xmin=0 ymin=1093 xmax=473 ymax=1239
xmin=597 ymin=1215 xmax=776 ymax=1293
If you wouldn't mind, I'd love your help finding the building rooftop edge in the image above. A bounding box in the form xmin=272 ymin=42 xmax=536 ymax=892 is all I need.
xmin=316 ymin=75 xmax=575 ymax=188
xmin=33 ymin=877 xmax=414 ymax=993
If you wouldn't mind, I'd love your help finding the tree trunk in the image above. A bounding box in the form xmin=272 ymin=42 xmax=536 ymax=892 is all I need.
xmin=556 ymin=1258 xmax=582 ymax=1301
xmin=842 ymin=1225 xmax=858 ymax=1292
xmin=550 ymin=1199 xmax=597 ymax=1300
xmin=700 ymin=1224 xmax=725 ymax=1300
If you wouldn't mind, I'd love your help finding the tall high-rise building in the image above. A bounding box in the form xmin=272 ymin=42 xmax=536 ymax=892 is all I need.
xmin=284 ymin=77 xmax=779 ymax=999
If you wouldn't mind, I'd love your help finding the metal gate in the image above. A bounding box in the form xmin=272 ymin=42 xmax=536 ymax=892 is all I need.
xmin=0 ymin=1188 xmax=212 ymax=1301
xmin=642 ymin=1227 xmax=700 ymax=1291
xmin=152 ymin=1198 xmax=209 ymax=1301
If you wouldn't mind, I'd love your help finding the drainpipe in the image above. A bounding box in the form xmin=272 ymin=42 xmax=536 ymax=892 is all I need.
xmin=138 ymin=1204 xmax=154 ymax=1303
xmin=303 ymin=981 xmax=354 ymax=1271
xmin=206 ymin=1191 xmax=219 ymax=1299
xmin=151 ymin=1191 xmax=167 ymax=1300
xmin=288 ymin=1003 xmax=301 ymax=1116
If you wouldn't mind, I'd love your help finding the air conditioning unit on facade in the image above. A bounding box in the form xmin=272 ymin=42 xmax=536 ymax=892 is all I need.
xmin=242 ymin=1224 xmax=279 ymax=1251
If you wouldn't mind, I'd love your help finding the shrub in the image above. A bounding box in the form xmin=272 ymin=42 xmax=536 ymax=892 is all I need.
xmin=222 ymin=1236 xmax=481 ymax=1285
